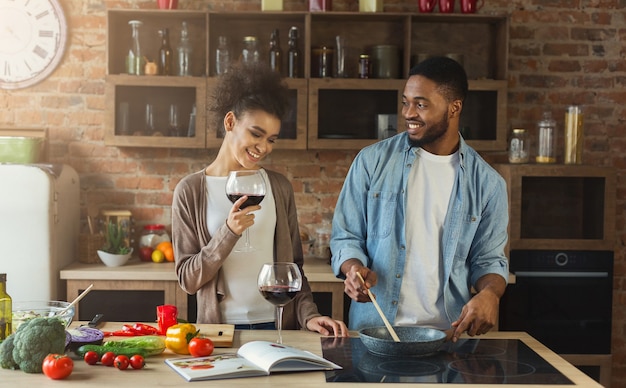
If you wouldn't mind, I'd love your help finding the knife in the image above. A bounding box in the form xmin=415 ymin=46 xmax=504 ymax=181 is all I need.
xmin=87 ymin=314 xmax=105 ymax=328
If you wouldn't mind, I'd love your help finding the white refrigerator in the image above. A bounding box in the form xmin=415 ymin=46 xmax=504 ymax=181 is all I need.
xmin=0 ymin=164 xmax=79 ymax=302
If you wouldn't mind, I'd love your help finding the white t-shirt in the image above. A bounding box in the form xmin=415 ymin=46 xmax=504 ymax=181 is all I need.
xmin=395 ymin=148 xmax=459 ymax=329
xmin=205 ymin=169 xmax=276 ymax=324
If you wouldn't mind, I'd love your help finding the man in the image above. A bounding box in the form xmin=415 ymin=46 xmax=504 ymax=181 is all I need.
xmin=330 ymin=56 xmax=509 ymax=342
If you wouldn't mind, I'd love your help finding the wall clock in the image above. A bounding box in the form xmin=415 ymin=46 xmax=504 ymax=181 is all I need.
xmin=0 ymin=0 xmax=68 ymax=90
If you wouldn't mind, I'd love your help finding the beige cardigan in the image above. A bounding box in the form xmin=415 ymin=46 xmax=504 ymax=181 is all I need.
xmin=171 ymin=168 xmax=321 ymax=328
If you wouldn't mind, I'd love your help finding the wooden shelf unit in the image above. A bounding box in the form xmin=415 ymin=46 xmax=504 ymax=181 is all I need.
xmin=105 ymin=10 xmax=509 ymax=151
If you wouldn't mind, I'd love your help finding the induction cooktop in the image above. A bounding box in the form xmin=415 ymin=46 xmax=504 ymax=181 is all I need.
xmin=321 ymin=337 xmax=574 ymax=384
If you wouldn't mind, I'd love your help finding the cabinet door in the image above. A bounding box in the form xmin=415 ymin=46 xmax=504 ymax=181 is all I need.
xmin=462 ymin=80 xmax=507 ymax=151
xmin=204 ymin=77 xmax=308 ymax=150
xmin=308 ymin=78 xmax=405 ymax=149
xmin=105 ymin=75 xmax=206 ymax=148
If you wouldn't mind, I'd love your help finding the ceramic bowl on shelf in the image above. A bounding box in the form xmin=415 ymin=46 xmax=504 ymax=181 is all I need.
xmin=97 ymin=249 xmax=133 ymax=267
xmin=12 ymin=300 xmax=75 ymax=332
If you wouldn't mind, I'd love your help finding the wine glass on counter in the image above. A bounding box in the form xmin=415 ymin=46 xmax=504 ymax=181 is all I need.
xmin=225 ymin=170 xmax=266 ymax=252
xmin=257 ymin=262 xmax=302 ymax=344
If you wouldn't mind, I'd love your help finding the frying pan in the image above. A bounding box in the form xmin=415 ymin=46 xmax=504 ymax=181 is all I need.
xmin=359 ymin=326 xmax=447 ymax=357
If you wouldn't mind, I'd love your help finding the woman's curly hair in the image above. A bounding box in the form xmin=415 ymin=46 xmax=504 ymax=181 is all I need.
xmin=209 ymin=62 xmax=291 ymax=134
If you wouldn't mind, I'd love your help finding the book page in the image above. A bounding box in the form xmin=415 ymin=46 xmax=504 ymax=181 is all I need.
xmin=237 ymin=341 xmax=342 ymax=373
xmin=165 ymin=353 xmax=267 ymax=381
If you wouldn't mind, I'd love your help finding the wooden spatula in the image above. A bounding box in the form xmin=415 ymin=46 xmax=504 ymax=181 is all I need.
xmin=357 ymin=272 xmax=400 ymax=342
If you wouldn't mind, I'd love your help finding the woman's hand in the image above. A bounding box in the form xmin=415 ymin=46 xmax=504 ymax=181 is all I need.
xmin=226 ymin=195 xmax=261 ymax=236
xmin=306 ymin=316 xmax=349 ymax=337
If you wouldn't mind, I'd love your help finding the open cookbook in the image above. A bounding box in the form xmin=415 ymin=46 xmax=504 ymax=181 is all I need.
xmin=165 ymin=340 xmax=342 ymax=382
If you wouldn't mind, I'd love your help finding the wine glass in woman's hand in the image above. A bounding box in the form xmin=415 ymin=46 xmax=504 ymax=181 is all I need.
xmin=257 ymin=262 xmax=302 ymax=344
xmin=225 ymin=170 xmax=266 ymax=252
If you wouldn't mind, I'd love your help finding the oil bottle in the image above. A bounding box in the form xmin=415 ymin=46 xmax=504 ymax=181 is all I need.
xmin=0 ymin=273 xmax=12 ymax=340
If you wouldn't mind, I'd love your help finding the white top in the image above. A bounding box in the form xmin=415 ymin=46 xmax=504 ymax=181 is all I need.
xmin=205 ymin=169 xmax=276 ymax=324
xmin=395 ymin=148 xmax=459 ymax=329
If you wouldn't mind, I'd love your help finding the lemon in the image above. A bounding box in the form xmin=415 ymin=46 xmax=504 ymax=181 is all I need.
xmin=151 ymin=249 xmax=165 ymax=263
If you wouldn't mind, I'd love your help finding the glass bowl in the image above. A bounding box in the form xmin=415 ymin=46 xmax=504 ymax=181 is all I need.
xmin=12 ymin=300 xmax=75 ymax=333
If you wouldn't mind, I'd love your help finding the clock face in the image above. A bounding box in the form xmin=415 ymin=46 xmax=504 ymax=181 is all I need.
xmin=0 ymin=0 xmax=68 ymax=89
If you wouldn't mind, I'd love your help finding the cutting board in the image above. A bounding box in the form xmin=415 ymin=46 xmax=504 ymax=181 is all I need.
xmin=196 ymin=324 xmax=235 ymax=347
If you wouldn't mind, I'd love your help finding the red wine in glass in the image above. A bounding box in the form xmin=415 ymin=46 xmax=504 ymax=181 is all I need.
xmin=225 ymin=170 xmax=267 ymax=252
xmin=227 ymin=194 xmax=265 ymax=208
xmin=257 ymin=263 xmax=302 ymax=344
xmin=259 ymin=285 xmax=298 ymax=306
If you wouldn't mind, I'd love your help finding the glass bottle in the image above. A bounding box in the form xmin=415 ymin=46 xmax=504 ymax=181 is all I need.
xmin=508 ymin=128 xmax=529 ymax=163
xmin=215 ymin=36 xmax=231 ymax=75
xmin=177 ymin=21 xmax=192 ymax=76
xmin=241 ymin=36 xmax=260 ymax=64
xmin=126 ymin=20 xmax=144 ymax=75
xmin=158 ymin=28 xmax=173 ymax=76
xmin=268 ymin=29 xmax=282 ymax=74
xmin=287 ymin=26 xmax=301 ymax=78
xmin=0 ymin=273 xmax=12 ymax=340
xmin=536 ymin=111 xmax=557 ymax=163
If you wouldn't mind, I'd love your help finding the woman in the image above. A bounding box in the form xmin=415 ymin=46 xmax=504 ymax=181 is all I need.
xmin=172 ymin=63 xmax=347 ymax=337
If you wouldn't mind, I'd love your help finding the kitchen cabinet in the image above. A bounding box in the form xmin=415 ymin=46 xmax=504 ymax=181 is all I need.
xmin=105 ymin=10 xmax=508 ymax=151
xmin=493 ymin=164 xmax=616 ymax=252
xmin=106 ymin=9 xmax=208 ymax=148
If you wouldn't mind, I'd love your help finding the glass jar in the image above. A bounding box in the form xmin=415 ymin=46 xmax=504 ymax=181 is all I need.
xmin=508 ymin=128 xmax=529 ymax=163
xmin=241 ymin=36 xmax=260 ymax=64
xmin=139 ymin=224 xmax=171 ymax=261
xmin=564 ymin=105 xmax=584 ymax=164
xmin=536 ymin=111 xmax=556 ymax=163
xmin=313 ymin=220 xmax=332 ymax=261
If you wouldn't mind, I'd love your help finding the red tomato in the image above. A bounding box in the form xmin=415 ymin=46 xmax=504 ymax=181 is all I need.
xmin=188 ymin=337 xmax=214 ymax=357
xmin=114 ymin=355 xmax=130 ymax=370
xmin=83 ymin=350 xmax=100 ymax=365
xmin=42 ymin=354 xmax=74 ymax=380
xmin=101 ymin=351 xmax=116 ymax=367
xmin=129 ymin=354 xmax=145 ymax=370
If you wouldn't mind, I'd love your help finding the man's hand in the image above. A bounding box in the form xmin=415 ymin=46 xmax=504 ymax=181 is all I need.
xmin=341 ymin=259 xmax=377 ymax=302
xmin=450 ymin=274 xmax=506 ymax=342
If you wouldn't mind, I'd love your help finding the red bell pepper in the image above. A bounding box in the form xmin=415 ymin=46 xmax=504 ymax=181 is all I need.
xmin=102 ymin=323 xmax=161 ymax=337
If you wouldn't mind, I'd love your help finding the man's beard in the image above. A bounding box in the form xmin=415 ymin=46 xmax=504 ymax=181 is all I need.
xmin=407 ymin=112 xmax=449 ymax=148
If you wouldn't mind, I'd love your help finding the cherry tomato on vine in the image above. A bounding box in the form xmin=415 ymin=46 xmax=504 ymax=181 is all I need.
xmin=114 ymin=355 xmax=130 ymax=370
xmin=188 ymin=337 xmax=214 ymax=357
xmin=101 ymin=351 xmax=116 ymax=367
xmin=42 ymin=354 xmax=74 ymax=380
xmin=129 ymin=354 xmax=145 ymax=370
xmin=83 ymin=350 xmax=100 ymax=365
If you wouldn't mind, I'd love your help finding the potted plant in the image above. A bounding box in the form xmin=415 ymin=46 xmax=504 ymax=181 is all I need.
xmin=97 ymin=221 xmax=133 ymax=267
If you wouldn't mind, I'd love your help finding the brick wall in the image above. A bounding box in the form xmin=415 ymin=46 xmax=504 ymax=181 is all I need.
xmin=2 ymin=0 xmax=625 ymax=385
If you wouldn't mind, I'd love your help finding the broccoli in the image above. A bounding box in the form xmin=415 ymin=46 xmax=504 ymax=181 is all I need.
xmin=12 ymin=317 xmax=66 ymax=373
xmin=0 ymin=334 xmax=18 ymax=369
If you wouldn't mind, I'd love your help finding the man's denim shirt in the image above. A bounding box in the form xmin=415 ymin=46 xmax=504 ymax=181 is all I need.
xmin=331 ymin=132 xmax=509 ymax=330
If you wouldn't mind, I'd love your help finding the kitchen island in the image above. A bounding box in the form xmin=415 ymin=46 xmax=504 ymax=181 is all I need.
xmin=0 ymin=322 xmax=601 ymax=387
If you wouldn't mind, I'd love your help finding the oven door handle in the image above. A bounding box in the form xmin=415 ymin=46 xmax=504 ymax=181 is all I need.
xmin=514 ymin=271 xmax=609 ymax=278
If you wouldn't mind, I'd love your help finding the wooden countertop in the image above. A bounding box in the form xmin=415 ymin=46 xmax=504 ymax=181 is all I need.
xmin=60 ymin=259 xmax=514 ymax=284
xmin=0 ymin=322 xmax=600 ymax=387
xmin=60 ymin=258 xmax=342 ymax=283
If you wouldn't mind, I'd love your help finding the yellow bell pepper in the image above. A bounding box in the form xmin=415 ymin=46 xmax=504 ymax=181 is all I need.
xmin=165 ymin=323 xmax=199 ymax=355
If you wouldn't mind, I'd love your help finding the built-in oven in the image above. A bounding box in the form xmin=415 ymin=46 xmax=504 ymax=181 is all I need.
xmin=499 ymin=250 xmax=613 ymax=382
